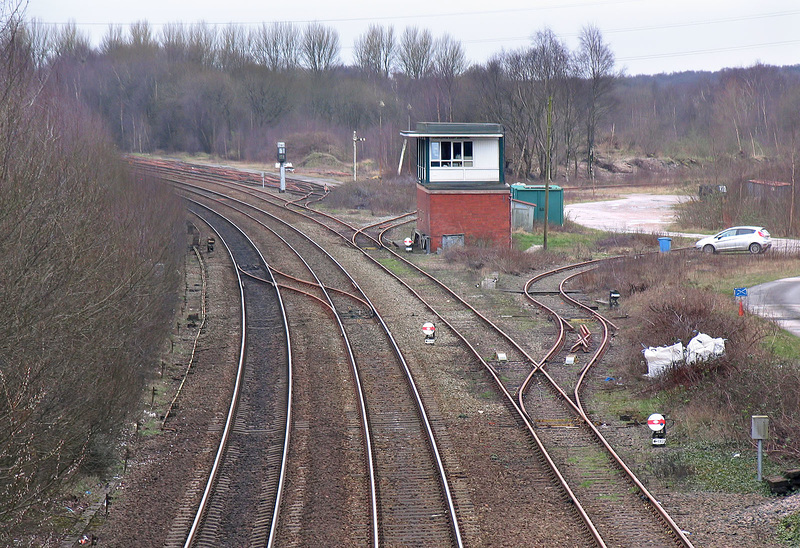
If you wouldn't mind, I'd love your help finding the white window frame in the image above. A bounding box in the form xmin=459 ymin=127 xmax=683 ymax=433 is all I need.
xmin=430 ymin=140 xmax=474 ymax=168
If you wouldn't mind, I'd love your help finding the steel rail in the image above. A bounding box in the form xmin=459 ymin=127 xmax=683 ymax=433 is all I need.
xmin=187 ymin=202 xmax=294 ymax=547
xmin=273 ymin=209 xmax=604 ymax=545
xmin=269 ymin=267 xmax=373 ymax=311
xmin=185 ymin=172 xmax=603 ymax=545
xmin=182 ymin=207 xmax=293 ymax=547
xmin=158 ymin=158 xmax=680 ymax=546
xmin=560 ymin=269 xmax=695 ymax=548
xmin=325 ymin=213 xmax=692 ymax=547
xmin=351 ymin=211 xmax=418 ymax=247
xmin=239 ymin=268 xmax=339 ymax=315
xmin=520 ymin=261 xmax=694 ymax=547
xmin=184 ymin=192 xmax=381 ymax=547
xmin=154 ymin=172 xmax=465 ymax=544
xmin=182 ymin=214 xmax=247 ymax=547
xmin=180 ymin=184 xmax=464 ymax=547
xmin=162 ymin=242 xmax=207 ymax=430
xmin=189 ymin=175 xmax=603 ymax=545
xmin=376 ymin=216 xmax=417 ymax=245
xmin=129 ymin=156 xmax=323 ymax=197
xmin=173 ymin=178 xmax=375 ymax=316
xmin=134 ymin=158 xmax=672 ymax=546
xmin=182 ymin=185 xmax=470 ymax=546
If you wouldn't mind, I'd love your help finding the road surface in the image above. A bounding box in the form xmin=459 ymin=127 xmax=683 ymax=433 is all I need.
xmin=565 ymin=194 xmax=689 ymax=234
xmin=747 ymin=279 xmax=800 ymax=337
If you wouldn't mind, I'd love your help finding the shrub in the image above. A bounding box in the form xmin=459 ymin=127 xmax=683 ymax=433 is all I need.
xmin=578 ymin=253 xmax=800 ymax=459
xmin=0 ymin=20 xmax=183 ymax=535
xmin=322 ymin=175 xmax=416 ymax=214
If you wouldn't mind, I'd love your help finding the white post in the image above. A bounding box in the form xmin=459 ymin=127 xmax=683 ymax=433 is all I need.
xmin=757 ymin=439 xmax=763 ymax=482
xmin=353 ymin=131 xmax=358 ymax=182
xmin=352 ymin=131 xmax=365 ymax=182
xmin=398 ymin=139 xmax=407 ymax=176
xmin=277 ymin=141 xmax=286 ymax=193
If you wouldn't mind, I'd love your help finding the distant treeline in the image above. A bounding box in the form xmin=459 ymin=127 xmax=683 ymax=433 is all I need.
xmin=16 ymin=15 xmax=800 ymax=186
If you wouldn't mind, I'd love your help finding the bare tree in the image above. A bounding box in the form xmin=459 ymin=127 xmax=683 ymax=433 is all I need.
xmin=473 ymin=29 xmax=576 ymax=180
xmin=100 ymin=24 xmax=125 ymax=55
xmin=504 ymin=48 xmax=538 ymax=177
xmin=378 ymin=25 xmax=396 ymax=78
xmin=253 ymin=21 xmax=300 ymax=71
xmin=160 ymin=22 xmax=188 ymax=63
xmin=529 ymin=28 xmax=572 ymax=179
xmin=399 ymin=26 xmax=433 ymax=79
xmin=301 ymin=22 xmax=339 ymax=73
xmin=218 ymin=23 xmax=251 ymax=70
xmin=188 ymin=22 xmax=217 ymax=68
xmin=577 ymin=24 xmax=616 ymax=182
xmin=433 ymin=33 xmax=466 ymax=121
xmin=778 ymin=89 xmax=800 ymax=234
xmin=19 ymin=19 xmax=55 ymax=67
xmin=0 ymin=15 xmax=183 ymax=534
xmin=354 ymin=24 xmax=396 ymax=78
xmin=53 ymin=21 xmax=91 ymax=60
xmin=129 ymin=20 xmax=158 ymax=51
xmin=240 ymin=65 xmax=293 ymax=128
xmin=160 ymin=23 xmax=184 ymax=63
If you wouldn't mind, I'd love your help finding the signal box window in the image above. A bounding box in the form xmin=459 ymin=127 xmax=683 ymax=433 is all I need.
xmin=431 ymin=140 xmax=473 ymax=168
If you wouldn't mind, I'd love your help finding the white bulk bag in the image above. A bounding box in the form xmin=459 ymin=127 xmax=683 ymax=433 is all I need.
xmin=644 ymin=342 xmax=684 ymax=377
xmin=686 ymin=333 xmax=725 ymax=365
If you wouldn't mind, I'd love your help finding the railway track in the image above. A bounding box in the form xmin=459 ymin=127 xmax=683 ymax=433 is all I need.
xmin=130 ymin=157 xmax=693 ymax=546
xmin=345 ymin=229 xmax=691 ymax=547
xmin=179 ymin=204 xmax=291 ymax=547
xmin=146 ymin=171 xmax=464 ymax=545
xmin=521 ymin=263 xmax=693 ymax=547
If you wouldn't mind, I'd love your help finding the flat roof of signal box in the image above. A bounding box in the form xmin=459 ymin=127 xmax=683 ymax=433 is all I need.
xmin=400 ymin=122 xmax=504 ymax=138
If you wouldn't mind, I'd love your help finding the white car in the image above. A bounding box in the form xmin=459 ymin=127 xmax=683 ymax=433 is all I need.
xmin=695 ymin=226 xmax=771 ymax=254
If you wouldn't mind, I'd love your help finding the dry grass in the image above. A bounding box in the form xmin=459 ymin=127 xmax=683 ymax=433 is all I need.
xmin=686 ymin=253 xmax=800 ymax=293
xmin=443 ymin=245 xmax=567 ymax=276
xmin=321 ymin=175 xmax=417 ymax=214
xmin=564 ymin=182 xmax=690 ymax=204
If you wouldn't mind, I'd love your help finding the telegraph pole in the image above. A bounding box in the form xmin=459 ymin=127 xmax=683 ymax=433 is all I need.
xmin=544 ymin=96 xmax=553 ymax=251
xmin=352 ymin=131 xmax=365 ymax=182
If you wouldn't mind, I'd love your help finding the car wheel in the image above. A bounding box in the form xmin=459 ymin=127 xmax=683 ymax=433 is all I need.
xmin=749 ymin=243 xmax=762 ymax=254
xmin=702 ymin=244 xmax=715 ymax=254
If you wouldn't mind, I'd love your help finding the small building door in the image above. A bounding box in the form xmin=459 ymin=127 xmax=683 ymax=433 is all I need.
xmin=442 ymin=234 xmax=465 ymax=249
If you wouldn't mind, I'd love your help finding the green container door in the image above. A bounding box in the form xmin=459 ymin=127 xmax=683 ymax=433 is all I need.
xmin=510 ymin=184 xmax=563 ymax=226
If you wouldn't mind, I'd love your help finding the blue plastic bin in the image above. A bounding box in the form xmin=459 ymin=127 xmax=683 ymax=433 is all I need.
xmin=658 ymin=237 xmax=672 ymax=252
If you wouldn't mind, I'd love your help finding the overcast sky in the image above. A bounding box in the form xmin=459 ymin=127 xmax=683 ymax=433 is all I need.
xmin=22 ymin=0 xmax=800 ymax=76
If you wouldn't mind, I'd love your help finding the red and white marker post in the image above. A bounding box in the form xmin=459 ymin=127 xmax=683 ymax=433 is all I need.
xmin=647 ymin=413 xmax=666 ymax=445
xmin=422 ymin=322 xmax=436 ymax=344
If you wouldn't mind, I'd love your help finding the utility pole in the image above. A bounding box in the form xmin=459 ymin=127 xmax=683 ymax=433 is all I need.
xmin=544 ymin=96 xmax=553 ymax=251
xmin=379 ymin=101 xmax=384 ymax=180
xmin=353 ymin=130 xmax=365 ymax=182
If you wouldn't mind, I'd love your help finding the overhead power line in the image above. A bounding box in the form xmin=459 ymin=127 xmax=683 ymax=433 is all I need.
xmin=617 ymin=38 xmax=800 ymax=62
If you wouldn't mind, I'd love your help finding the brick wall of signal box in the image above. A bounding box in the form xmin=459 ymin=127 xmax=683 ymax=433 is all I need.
xmin=416 ymin=186 xmax=511 ymax=251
